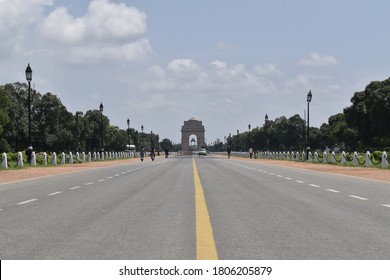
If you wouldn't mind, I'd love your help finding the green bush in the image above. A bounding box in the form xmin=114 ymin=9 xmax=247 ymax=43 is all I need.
xmin=372 ymin=151 xmax=382 ymax=162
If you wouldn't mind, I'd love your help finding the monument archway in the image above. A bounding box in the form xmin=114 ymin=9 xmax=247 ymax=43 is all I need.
xmin=181 ymin=118 xmax=205 ymax=154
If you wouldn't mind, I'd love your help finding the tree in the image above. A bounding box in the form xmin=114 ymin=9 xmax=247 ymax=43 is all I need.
xmin=84 ymin=110 xmax=107 ymax=152
xmin=34 ymin=92 xmax=73 ymax=151
xmin=328 ymin=113 xmax=347 ymax=149
xmin=344 ymin=78 xmax=390 ymax=148
xmin=286 ymin=114 xmax=305 ymax=150
xmin=0 ymin=86 xmax=10 ymax=151
xmin=319 ymin=123 xmax=331 ymax=150
xmin=105 ymin=126 xmax=127 ymax=151
xmin=3 ymin=83 xmax=30 ymax=151
xmin=160 ymin=138 xmax=173 ymax=152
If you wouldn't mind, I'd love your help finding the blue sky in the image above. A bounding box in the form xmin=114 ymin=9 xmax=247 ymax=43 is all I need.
xmin=1 ymin=0 xmax=390 ymax=144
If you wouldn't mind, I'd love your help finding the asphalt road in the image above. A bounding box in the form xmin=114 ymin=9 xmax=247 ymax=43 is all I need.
xmin=1 ymin=155 xmax=390 ymax=260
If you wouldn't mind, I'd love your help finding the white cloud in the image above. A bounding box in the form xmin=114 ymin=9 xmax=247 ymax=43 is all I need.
xmin=87 ymin=0 xmax=146 ymax=39
xmin=142 ymin=59 xmax=277 ymax=97
xmin=0 ymin=0 xmax=52 ymax=32
xmin=40 ymin=0 xmax=146 ymax=43
xmin=69 ymin=39 xmax=152 ymax=63
xmin=38 ymin=0 xmax=151 ymax=63
xmin=0 ymin=0 xmax=52 ymax=52
xmin=40 ymin=7 xmax=86 ymax=44
xmin=210 ymin=60 xmax=227 ymax=70
xmin=298 ymin=52 xmax=338 ymax=66
xmin=167 ymin=59 xmax=198 ymax=73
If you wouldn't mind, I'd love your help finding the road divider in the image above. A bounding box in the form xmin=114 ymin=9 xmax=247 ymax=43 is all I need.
xmin=192 ymin=157 xmax=218 ymax=260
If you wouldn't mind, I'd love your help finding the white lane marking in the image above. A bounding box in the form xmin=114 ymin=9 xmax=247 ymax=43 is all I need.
xmin=69 ymin=186 xmax=81 ymax=190
xmin=295 ymin=180 xmax=305 ymax=184
xmin=285 ymin=177 xmax=292 ymax=180
xmin=309 ymin=184 xmax=321 ymax=188
xmin=106 ymin=176 xmax=113 ymax=179
xmin=277 ymin=175 xmax=283 ymax=178
xmin=121 ymin=172 xmax=126 ymax=174
xmin=349 ymin=195 xmax=368 ymax=201
xmin=98 ymin=179 xmax=105 ymax=182
xmin=326 ymin=189 xmax=340 ymax=193
xmin=17 ymin=199 xmax=38 ymax=205
xmin=114 ymin=174 xmax=120 ymax=177
xmin=0 ymin=209 xmax=3 ymax=212
xmin=381 ymin=204 xmax=390 ymax=208
xmin=269 ymin=173 xmax=274 ymax=176
xmin=47 ymin=191 xmax=62 ymax=196
xmin=85 ymin=182 xmax=94 ymax=186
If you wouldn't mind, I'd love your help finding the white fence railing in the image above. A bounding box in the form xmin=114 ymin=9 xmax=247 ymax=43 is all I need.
xmin=222 ymin=150 xmax=389 ymax=169
xmin=1 ymin=151 xmax=136 ymax=170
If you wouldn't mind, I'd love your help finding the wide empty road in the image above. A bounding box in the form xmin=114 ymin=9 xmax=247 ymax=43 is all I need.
xmin=1 ymin=156 xmax=390 ymax=259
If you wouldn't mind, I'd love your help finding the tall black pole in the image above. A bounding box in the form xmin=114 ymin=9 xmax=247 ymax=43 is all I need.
xmin=99 ymin=102 xmax=103 ymax=151
xmin=25 ymin=64 xmax=33 ymax=163
xmin=248 ymin=124 xmax=251 ymax=150
xmin=307 ymin=101 xmax=310 ymax=148
xmin=28 ymin=80 xmax=32 ymax=148
xmin=127 ymin=118 xmax=130 ymax=147
xmin=265 ymin=114 xmax=268 ymax=151
xmin=306 ymin=90 xmax=312 ymax=159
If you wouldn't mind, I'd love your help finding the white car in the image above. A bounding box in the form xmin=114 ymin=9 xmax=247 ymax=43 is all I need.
xmin=198 ymin=148 xmax=207 ymax=156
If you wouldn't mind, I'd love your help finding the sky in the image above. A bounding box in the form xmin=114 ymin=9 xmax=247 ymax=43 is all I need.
xmin=1 ymin=0 xmax=390 ymax=144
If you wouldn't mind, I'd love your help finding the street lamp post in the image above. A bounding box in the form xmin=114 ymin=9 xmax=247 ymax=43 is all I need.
xmin=99 ymin=102 xmax=104 ymax=152
xmin=25 ymin=64 xmax=33 ymax=163
xmin=306 ymin=90 xmax=312 ymax=159
xmin=248 ymin=124 xmax=251 ymax=150
xmin=265 ymin=114 xmax=269 ymax=151
xmin=127 ymin=118 xmax=131 ymax=156
xmin=127 ymin=118 xmax=130 ymax=144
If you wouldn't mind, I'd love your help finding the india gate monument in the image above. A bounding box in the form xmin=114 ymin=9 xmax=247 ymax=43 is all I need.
xmin=181 ymin=118 xmax=205 ymax=154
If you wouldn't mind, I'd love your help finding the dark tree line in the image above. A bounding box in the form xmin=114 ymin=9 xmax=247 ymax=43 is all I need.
xmin=0 ymin=83 xmax=165 ymax=153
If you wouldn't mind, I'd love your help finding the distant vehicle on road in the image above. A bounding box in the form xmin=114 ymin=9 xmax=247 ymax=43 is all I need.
xmin=198 ymin=148 xmax=207 ymax=156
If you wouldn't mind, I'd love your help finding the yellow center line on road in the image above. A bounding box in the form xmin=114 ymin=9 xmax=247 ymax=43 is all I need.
xmin=192 ymin=157 xmax=218 ymax=260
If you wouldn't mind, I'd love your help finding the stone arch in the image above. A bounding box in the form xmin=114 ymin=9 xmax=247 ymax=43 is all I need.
xmin=189 ymin=134 xmax=198 ymax=148
xmin=181 ymin=118 xmax=205 ymax=154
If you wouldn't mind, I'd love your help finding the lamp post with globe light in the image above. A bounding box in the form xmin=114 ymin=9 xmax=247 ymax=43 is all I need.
xmin=306 ymin=90 xmax=312 ymax=159
xmin=25 ymin=64 xmax=33 ymax=163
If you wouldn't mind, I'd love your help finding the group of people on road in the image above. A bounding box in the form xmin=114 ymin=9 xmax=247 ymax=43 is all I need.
xmin=139 ymin=147 xmax=170 ymax=162
xmin=140 ymin=146 xmax=256 ymax=160
xmin=226 ymin=147 xmax=254 ymax=159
